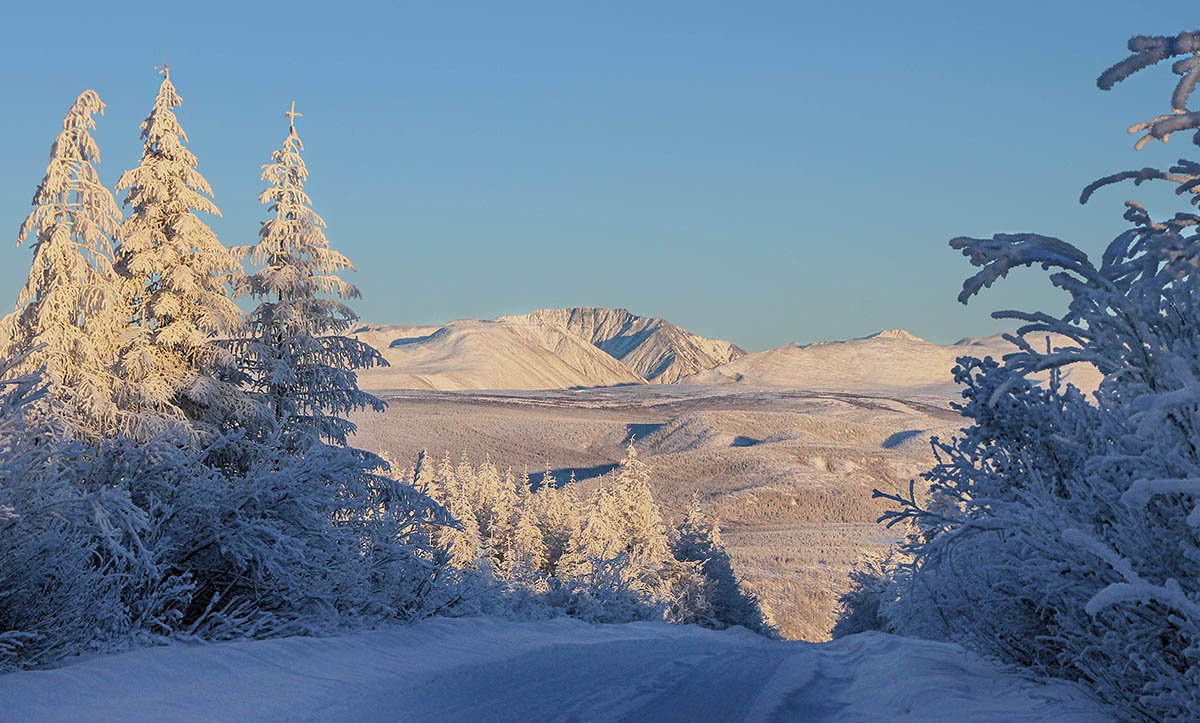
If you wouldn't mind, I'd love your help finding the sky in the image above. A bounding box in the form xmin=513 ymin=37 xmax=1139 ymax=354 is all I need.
xmin=0 ymin=2 xmax=1197 ymax=351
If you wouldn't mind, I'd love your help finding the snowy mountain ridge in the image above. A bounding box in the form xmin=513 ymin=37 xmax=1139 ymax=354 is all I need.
xmin=352 ymin=307 xmax=744 ymax=391
xmin=351 ymin=310 xmax=1102 ymax=396
xmin=865 ymin=328 xmax=925 ymax=342
xmin=498 ymin=307 xmax=746 ymax=383
xmin=352 ymin=319 xmax=646 ymax=391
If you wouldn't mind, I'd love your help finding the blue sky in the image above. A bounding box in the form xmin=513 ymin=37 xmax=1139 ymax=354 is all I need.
xmin=0 ymin=2 xmax=1196 ymax=350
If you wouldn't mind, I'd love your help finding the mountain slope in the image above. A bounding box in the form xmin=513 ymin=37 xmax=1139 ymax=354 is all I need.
xmin=352 ymin=320 xmax=645 ymax=391
xmin=681 ymin=330 xmax=1102 ymax=395
xmin=0 ymin=617 xmax=1106 ymax=722
xmin=500 ymin=307 xmax=745 ymax=383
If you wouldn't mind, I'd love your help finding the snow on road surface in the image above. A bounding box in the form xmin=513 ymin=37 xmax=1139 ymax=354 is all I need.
xmin=0 ymin=617 xmax=1105 ymax=722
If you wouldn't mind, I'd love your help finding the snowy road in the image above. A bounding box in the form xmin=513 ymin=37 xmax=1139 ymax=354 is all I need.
xmin=0 ymin=617 xmax=1106 ymax=722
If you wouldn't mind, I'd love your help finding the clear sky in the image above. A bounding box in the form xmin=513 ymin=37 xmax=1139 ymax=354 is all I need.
xmin=0 ymin=2 xmax=1196 ymax=351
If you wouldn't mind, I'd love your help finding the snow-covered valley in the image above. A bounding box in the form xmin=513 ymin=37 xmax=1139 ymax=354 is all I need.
xmin=0 ymin=616 xmax=1105 ymax=722
xmin=350 ymin=384 xmax=947 ymax=641
xmin=347 ymin=310 xmax=1100 ymax=641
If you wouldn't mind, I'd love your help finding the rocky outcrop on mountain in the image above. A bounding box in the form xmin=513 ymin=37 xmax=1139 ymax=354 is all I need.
xmin=500 ymin=307 xmax=745 ymax=383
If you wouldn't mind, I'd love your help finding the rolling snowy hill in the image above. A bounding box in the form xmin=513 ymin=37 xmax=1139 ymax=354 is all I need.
xmin=682 ymin=330 xmax=1102 ymax=395
xmin=499 ymin=307 xmax=745 ymax=383
xmin=0 ymin=617 xmax=1105 ymax=722
xmin=351 ymin=320 xmax=646 ymax=391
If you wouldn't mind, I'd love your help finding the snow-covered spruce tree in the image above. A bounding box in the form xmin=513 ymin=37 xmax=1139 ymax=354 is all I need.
xmin=439 ymin=490 xmax=486 ymax=571
xmin=200 ymin=104 xmax=451 ymax=630
xmin=113 ymin=66 xmax=247 ymax=440
xmin=485 ymin=466 xmax=519 ymax=573
xmin=860 ymin=30 xmax=1200 ymax=720
xmin=672 ymin=498 xmax=775 ymax=635
xmin=2 ymin=90 xmax=125 ymax=436
xmin=507 ymin=499 xmax=548 ymax=579
xmin=536 ymin=471 xmax=583 ymax=575
xmin=231 ymin=102 xmax=386 ymax=452
xmin=555 ymin=443 xmax=713 ymax=624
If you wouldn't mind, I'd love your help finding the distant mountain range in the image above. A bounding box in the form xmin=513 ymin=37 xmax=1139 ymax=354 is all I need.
xmin=352 ymin=309 xmax=1101 ymax=395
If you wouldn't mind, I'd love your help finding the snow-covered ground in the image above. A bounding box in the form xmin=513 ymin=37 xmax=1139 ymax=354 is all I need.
xmin=351 ymin=386 xmax=954 ymax=640
xmin=0 ymin=617 xmax=1105 ymax=722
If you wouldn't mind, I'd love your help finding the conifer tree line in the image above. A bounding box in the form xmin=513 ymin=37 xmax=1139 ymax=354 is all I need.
xmin=400 ymin=443 xmax=774 ymax=632
xmin=0 ymin=68 xmax=453 ymax=670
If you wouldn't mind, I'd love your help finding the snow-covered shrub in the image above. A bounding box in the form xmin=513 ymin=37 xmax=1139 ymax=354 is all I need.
xmin=0 ymin=353 xmax=185 ymax=670
xmin=863 ymin=30 xmax=1200 ymax=721
xmin=145 ymin=439 xmax=448 ymax=639
xmin=830 ymin=553 xmax=898 ymax=639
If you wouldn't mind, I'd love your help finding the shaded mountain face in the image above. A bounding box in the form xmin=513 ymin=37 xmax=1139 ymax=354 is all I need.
xmin=499 ymin=307 xmax=745 ymax=383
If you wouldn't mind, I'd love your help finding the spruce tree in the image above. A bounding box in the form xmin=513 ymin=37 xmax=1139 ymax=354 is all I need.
xmin=232 ymin=102 xmax=386 ymax=450
xmin=560 ymin=485 xmax=623 ymax=576
xmin=437 ymin=452 xmax=458 ymax=498
xmin=439 ymin=493 xmax=485 ymax=570
xmin=3 ymin=90 xmax=125 ymax=435
xmin=456 ymin=451 xmax=479 ymax=515
xmin=508 ymin=502 xmax=548 ymax=578
xmin=486 ymin=466 xmax=520 ymax=570
xmin=611 ymin=441 xmax=672 ymax=566
xmin=673 ymin=498 xmax=774 ymax=634
xmin=113 ymin=65 xmax=246 ymax=438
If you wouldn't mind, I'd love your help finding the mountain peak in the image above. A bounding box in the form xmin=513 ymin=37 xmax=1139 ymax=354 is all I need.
xmin=864 ymin=329 xmax=925 ymax=342
xmin=352 ymin=307 xmax=743 ymax=391
xmin=499 ymin=307 xmax=745 ymax=383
